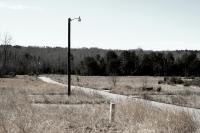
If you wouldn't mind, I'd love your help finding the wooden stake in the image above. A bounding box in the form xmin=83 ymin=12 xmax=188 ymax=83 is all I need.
xmin=109 ymin=103 xmax=116 ymax=123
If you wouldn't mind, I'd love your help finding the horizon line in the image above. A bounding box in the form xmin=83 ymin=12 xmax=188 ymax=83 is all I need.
xmin=3 ymin=44 xmax=200 ymax=52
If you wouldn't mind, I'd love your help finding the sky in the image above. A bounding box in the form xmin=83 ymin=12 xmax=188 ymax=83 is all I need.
xmin=0 ymin=0 xmax=200 ymax=50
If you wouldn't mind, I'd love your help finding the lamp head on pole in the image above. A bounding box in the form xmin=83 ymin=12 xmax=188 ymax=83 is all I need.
xmin=70 ymin=16 xmax=81 ymax=22
xmin=78 ymin=16 xmax=81 ymax=22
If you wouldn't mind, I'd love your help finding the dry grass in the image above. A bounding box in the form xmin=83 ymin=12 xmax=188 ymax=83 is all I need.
xmin=116 ymin=101 xmax=198 ymax=133
xmin=47 ymin=74 xmax=200 ymax=94
xmin=0 ymin=75 xmax=108 ymax=105
xmin=0 ymin=76 xmax=110 ymax=132
xmin=47 ymin=75 xmax=161 ymax=91
xmin=0 ymin=75 xmax=65 ymax=94
xmin=47 ymin=74 xmax=163 ymax=96
xmin=0 ymin=75 xmax=199 ymax=132
xmin=30 ymin=89 xmax=108 ymax=105
xmin=0 ymin=87 xmax=198 ymax=133
xmin=47 ymin=74 xmax=200 ymax=108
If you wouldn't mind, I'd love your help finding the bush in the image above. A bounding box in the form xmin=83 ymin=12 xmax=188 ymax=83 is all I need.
xmin=156 ymin=87 xmax=162 ymax=92
xmin=169 ymin=77 xmax=184 ymax=84
xmin=28 ymin=72 xmax=35 ymax=76
xmin=8 ymin=72 xmax=16 ymax=77
xmin=184 ymin=79 xmax=200 ymax=87
xmin=141 ymin=93 xmax=152 ymax=100
xmin=183 ymin=81 xmax=191 ymax=87
xmin=164 ymin=77 xmax=169 ymax=82
xmin=0 ymin=71 xmax=16 ymax=78
xmin=158 ymin=77 xmax=184 ymax=85
xmin=158 ymin=80 xmax=164 ymax=84
xmin=142 ymin=87 xmax=153 ymax=91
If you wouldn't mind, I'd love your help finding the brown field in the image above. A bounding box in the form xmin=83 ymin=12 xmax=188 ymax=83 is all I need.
xmin=47 ymin=74 xmax=200 ymax=108
xmin=0 ymin=75 xmax=199 ymax=132
xmin=0 ymin=75 xmax=108 ymax=105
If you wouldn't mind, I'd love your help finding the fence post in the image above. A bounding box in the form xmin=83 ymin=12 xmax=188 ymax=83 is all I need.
xmin=109 ymin=103 xmax=116 ymax=123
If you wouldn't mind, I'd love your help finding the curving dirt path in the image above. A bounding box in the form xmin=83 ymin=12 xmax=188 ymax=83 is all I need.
xmin=39 ymin=76 xmax=200 ymax=120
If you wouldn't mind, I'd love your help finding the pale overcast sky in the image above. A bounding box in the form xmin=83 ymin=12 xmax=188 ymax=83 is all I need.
xmin=0 ymin=0 xmax=200 ymax=50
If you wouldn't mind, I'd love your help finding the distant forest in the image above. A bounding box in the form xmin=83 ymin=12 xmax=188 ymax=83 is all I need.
xmin=1 ymin=44 xmax=200 ymax=76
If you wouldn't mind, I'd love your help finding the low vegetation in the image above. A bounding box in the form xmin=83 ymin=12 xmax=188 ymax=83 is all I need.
xmin=158 ymin=76 xmax=200 ymax=87
xmin=158 ymin=77 xmax=184 ymax=85
xmin=30 ymin=89 xmax=108 ymax=105
xmin=0 ymin=87 xmax=198 ymax=132
xmin=183 ymin=78 xmax=200 ymax=87
xmin=48 ymin=75 xmax=200 ymax=108
xmin=0 ymin=75 xmax=198 ymax=132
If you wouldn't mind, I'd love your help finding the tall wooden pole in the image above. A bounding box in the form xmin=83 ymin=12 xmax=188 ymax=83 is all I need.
xmin=68 ymin=18 xmax=71 ymax=96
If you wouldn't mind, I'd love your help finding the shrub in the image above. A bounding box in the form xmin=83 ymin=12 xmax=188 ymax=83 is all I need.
xmin=183 ymin=81 xmax=191 ymax=86
xmin=142 ymin=87 xmax=153 ymax=91
xmin=156 ymin=87 xmax=162 ymax=92
xmin=28 ymin=72 xmax=35 ymax=76
xmin=0 ymin=71 xmax=16 ymax=78
xmin=164 ymin=77 xmax=169 ymax=82
xmin=110 ymin=75 xmax=118 ymax=89
xmin=185 ymin=79 xmax=200 ymax=87
xmin=8 ymin=72 xmax=16 ymax=77
xmin=141 ymin=94 xmax=152 ymax=100
xmin=158 ymin=77 xmax=184 ymax=85
xmin=158 ymin=80 xmax=164 ymax=84
xmin=169 ymin=77 xmax=184 ymax=84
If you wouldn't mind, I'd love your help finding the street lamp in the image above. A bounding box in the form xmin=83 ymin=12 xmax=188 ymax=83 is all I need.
xmin=68 ymin=16 xmax=81 ymax=96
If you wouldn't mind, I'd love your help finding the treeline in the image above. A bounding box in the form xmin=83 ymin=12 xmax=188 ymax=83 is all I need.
xmin=0 ymin=45 xmax=200 ymax=76
xmin=77 ymin=50 xmax=200 ymax=76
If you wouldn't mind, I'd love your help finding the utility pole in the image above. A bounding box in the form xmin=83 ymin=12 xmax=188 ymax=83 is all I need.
xmin=67 ymin=16 xmax=81 ymax=96
xmin=68 ymin=18 xmax=71 ymax=96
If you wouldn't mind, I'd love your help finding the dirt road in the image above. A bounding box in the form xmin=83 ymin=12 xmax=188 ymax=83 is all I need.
xmin=39 ymin=76 xmax=200 ymax=120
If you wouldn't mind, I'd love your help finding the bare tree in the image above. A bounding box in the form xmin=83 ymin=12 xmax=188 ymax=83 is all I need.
xmin=142 ymin=76 xmax=148 ymax=89
xmin=1 ymin=34 xmax=12 ymax=75
xmin=110 ymin=73 xmax=118 ymax=90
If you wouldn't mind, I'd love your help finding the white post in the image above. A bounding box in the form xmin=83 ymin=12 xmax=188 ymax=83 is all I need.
xmin=109 ymin=103 xmax=116 ymax=123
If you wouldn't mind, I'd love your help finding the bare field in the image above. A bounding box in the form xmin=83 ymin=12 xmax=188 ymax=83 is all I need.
xmin=47 ymin=74 xmax=200 ymax=108
xmin=0 ymin=75 xmax=199 ymax=133
xmin=47 ymin=75 xmax=161 ymax=91
xmin=0 ymin=75 xmax=107 ymax=105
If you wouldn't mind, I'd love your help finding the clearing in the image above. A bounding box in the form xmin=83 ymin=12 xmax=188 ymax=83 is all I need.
xmin=0 ymin=75 xmax=199 ymax=133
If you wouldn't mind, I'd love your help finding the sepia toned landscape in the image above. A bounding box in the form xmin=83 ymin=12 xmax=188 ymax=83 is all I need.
xmin=1 ymin=0 xmax=200 ymax=132
xmin=0 ymin=75 xmax=199 ymax=133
